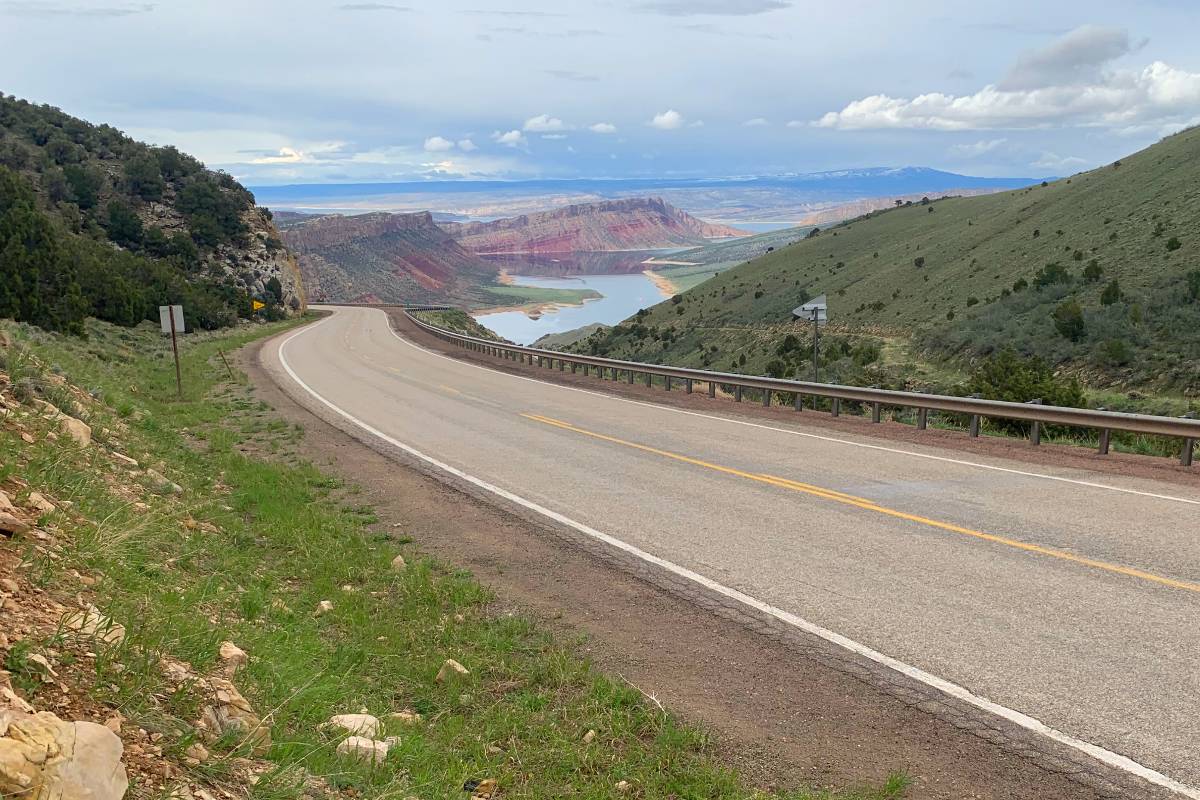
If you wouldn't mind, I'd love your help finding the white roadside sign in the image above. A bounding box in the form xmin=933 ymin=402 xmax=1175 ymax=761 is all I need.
xmin=159 ymin=304 xmax=185 ymax=335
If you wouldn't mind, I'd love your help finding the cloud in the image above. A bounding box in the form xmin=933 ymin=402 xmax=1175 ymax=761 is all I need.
xmin=457 ymin=138 xmax=478 ymax=151
xmin=589 ymin=122 xmax=617 ymax=134
xmin=1033 ymin=152 xmax=1089 ymax=171
xmin=541 ymin=134 xmax=568 ymax=140
xmin=681 ymin=22 xmax=776 ymax=39
xmin=423 ymin=135 xmax=455 ymax=152
xmin=523 ymin=113 xmax=569 ymax=132
xmin=999 ymin=24 xmax=1132 ymax=91
xmin=492 ymin=129 xmax=528 ymax=147
xmin=785 ymin=120 xmax=805 ymax=128
xmin=633 ymin=0 xmax=789 ymax=16
xmin=649 ymin=109 xmax=686 ymax=130
xmin=742 ymin=117 xmax=769 ymax=127
xmin=950 ymin=138 xmax=1008 ymax=157
xmin=545 ymin=69 xmax=600 ymax=82
xmin=337 ymin=3 xmax=411 ymax=11
xmin=250 ymin=147 xmax=309 ymax=165
xmin=461 ymin=8 xmax=566 ymax=17
xmin=816 ymin=27 xmax=1200 ymax=131
xmin=1 ymin=1 xmax=154 ymax=16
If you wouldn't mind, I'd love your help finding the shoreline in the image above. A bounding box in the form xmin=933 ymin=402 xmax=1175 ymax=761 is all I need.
xmin=643 ymin=269 xmax=679 ymax=297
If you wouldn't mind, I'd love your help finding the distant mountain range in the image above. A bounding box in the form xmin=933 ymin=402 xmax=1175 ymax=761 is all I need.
xmin=249 ymin=168 xmax=1045 ymax=227
xmin=252 ymin=167 xmax=1043 ymax=204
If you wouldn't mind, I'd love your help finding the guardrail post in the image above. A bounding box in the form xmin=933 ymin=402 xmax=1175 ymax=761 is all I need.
xmin=793 ymin=392 xmax=803 ymax=411
xmin=1027 ymin=398 xmax=1042 ymax=445
xmin=872 ymin=402 xmax=881 ymax=423
xmin=831 ymin=398 xmax=840 ymax=417
xmin=665 ymin=376 xmax=671 ymax=391
xmin=559 ymin=359 xmax=565 ymax=371
xmin=734 ymin=385 xmax=743 ymax=402
xmin=571 ymin=362 xmax=577 ymax=374
xmin=645 ymin=372 xmax=652 ymax=388
xmin=1098 ymin=429 xmax=1111 ymax=455
xmin=628 ymin=370 xmax=634 ymax=384
xmin=708 ymin=381 xmax=716 ymax=398
xmin=969 ymin=415 xmax=980 ymax=437
xmin=762 ymin=389 xmax=771 ymax=407
xmin=1183 ymin=438 xmax=1195 ymax=467
xmin=917 ymin=408 xmax=928 ymax=430
xmin=686 ymin=378 xmax=693 ymax=394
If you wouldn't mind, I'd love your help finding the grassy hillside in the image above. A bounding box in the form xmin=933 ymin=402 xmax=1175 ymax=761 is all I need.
xmin=0 ymin=94 xmax=303 ymax=334
xmin=575 ymin=127 xmax=1200 ymax=395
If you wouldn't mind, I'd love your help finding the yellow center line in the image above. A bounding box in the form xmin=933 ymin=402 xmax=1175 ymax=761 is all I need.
xmin=521 ymin=412 xmax=1200 ymax=596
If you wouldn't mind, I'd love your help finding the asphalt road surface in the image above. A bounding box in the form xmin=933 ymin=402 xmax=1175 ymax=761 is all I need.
xmin=263 ymin=306 xmax=1200 ymax=797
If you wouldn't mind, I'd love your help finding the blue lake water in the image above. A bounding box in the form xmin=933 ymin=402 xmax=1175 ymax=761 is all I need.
xmin=474 ymin=272 xmax=669 ymax=345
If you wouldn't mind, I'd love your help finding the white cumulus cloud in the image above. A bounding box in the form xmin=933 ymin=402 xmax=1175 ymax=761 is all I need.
xmin=950 ymin=138 xmax=1008 ymax=157
xmin=589 ymin=122 xmax=617 ymax=134
xmin=457 ymin=138 xmax=478 ymax=151
xmin=743 ymin=117 xmax=769 ymax=127
xmin=492 ymin=129 xmax=528 ymax=147
xmin=816 ymin=26 xmax=1200 ymax=131
xmin=649 ymin=109 xmax=686 ymax=130
xmin=423 ymin=136 xmax=455 ymax=152
xmin=523 ymin=114 xmax=569 ymax=132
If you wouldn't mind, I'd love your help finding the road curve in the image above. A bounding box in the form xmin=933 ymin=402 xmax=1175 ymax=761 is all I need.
xmin=262 ymin=306 xmax=1200 ymax=796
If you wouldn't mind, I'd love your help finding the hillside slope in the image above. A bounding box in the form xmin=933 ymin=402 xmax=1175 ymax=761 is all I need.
xmin=572 ymin=127 xmax=1200 ymax=393
xmin=445 ymin=197 xmax=746 ymax=254
xmin=281 ymin=211 xmax=501 ymax=304
xmin=0 ymin=94 xmax=303 ymax=332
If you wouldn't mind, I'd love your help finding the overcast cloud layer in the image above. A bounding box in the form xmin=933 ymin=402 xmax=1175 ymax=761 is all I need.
xmin=2 ymin=0 xmax=1197 ymax=184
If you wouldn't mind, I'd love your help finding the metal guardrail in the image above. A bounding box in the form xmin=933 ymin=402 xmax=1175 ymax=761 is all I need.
xmin=404 ymin=310 xmax=1200 ymax=466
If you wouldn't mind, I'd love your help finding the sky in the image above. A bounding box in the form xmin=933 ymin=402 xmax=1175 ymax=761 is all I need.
xmin=2 ymin=0 xmax=1199 ymax=185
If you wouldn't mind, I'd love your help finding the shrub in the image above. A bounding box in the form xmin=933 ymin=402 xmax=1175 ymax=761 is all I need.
xmin=1100 ymin=279 xmax=1121 ymax=306
xmin=1033 ymin=262 xmax=1072 ymax=288
xmin=1052 ymin=300 xmax=1086 ymax=341
xmin=913 ymin=256 xmax=925 ymax=268
xmin=1187 ymin=270 xmax=1200 ymax=301
xmin=968 ymin=350 xmax=1084 ymax=433
xmin=966 ymin=296 xmax=979 ymax=307
xmin=1100 ymin=339 xmax=1130 ymax=366
xmin=1166 ymin=236 xmax=1182 ymax=252
xmin=765 ymin=359 xmax=787 ymax=379
xmin=670 ymin=294 xmax=683 ymax=304
xmin=1083 ymin=259 xmax=1103 ymax=282
xmin=1012 ymin=277 xmax=1029 ymax=292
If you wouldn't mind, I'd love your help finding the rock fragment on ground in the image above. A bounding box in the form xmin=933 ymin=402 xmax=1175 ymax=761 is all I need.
xmin=0 ymin=710 xmax=129 ymax=800
xmin=335 ymin=735 xmax=388 ymax=764
xmin=325 ymin=713 xmax=380 ymax=738
xmin=196 ymin=677 xmax=271 ymax=756
xmin=63 ymin=605 xmax=126 ymax=645
xmin=435 ymin=658 xmax=469 ymax=683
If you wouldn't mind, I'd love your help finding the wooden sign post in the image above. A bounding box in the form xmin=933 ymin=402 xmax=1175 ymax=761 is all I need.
xmin=159 ymin=304 xmax=185 ymax=398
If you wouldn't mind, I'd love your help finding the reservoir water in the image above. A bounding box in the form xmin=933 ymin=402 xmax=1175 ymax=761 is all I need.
xmin=474 ymin=272 xmax=669 ymax=345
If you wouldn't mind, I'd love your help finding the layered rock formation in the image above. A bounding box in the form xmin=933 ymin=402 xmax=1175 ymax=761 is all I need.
xmin=281 ymin=212 xmax=500 ymax=305
xmin=444 ymin=198 xmax=746 ymax=254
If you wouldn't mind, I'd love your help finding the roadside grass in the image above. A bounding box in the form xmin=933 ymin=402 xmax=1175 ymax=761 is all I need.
xmin=2 ymin=316 xmax=908 ymax=800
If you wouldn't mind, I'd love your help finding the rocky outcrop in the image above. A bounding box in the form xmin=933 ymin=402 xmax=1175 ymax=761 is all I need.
xmin=0 ymin=710 xmax=129 ymax=800
xmin=444 ymin=197 xmax=747 ymax=254
xmin=281 ymin=212 xmax=500 ymax=305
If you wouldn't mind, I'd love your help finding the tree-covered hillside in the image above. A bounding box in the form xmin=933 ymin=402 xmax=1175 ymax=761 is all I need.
xmin=0 ymin=94 xmax=303 ymax=333
xmin=570 ymin=127 xmax=1200 ymax=395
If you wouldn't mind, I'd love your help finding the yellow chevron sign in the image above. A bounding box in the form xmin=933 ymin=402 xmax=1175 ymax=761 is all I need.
xmin=252 ymin=300 xmax=266 ymax=311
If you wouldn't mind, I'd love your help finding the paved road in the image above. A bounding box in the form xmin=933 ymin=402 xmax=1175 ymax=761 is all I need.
xmin=263 ymin=306 xmax=1200 ymax=796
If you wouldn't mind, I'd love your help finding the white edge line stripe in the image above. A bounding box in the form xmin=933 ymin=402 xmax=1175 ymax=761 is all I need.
xmin=278 ymin=313 xmax=1198 ymax=799
xmin=371 ymin=308 xmax=1200 ymax=508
